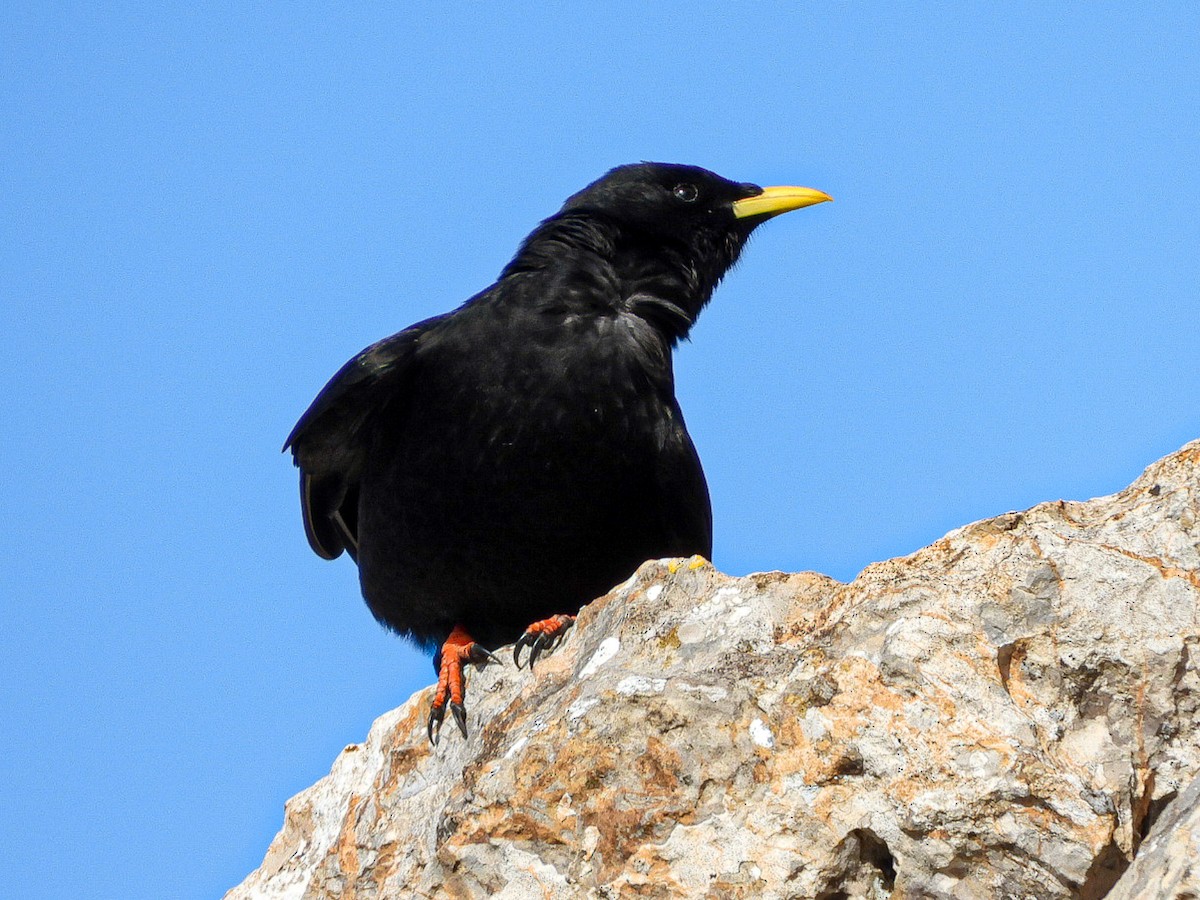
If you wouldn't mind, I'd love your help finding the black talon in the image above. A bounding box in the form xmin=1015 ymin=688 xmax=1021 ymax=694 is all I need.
xmin=528 ymin=633 xmax=552 ymax=669
xmin=470 ymin=644 xmax=501 ymax=666
xmin=450 ymin=702 xmax=468 ymax=738
xmin=513 ymin=633 xmax=535 ymax=668
xmin=428 ymin=704 xmax=445 ymax=745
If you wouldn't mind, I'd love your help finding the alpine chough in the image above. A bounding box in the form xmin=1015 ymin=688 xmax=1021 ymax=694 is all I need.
xmin=285 ymin=162 xmax=831 ymax=742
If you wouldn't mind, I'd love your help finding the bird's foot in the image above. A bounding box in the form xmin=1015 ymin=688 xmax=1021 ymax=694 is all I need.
xmin=428 ymin=626 xmax=499 ymax=745
xmin=513 ymin=614 xmax=577 ymax=669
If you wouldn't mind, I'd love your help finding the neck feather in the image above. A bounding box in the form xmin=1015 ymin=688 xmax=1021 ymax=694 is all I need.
xmin=499 ymin=213 xmax=743 ymax=343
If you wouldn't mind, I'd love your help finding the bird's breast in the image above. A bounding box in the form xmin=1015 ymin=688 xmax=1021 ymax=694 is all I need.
xmin=372 ymin=314 xmax=661 ymax=477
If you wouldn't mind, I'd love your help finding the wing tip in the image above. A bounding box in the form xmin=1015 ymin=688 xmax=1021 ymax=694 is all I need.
xmin=300 ymin=472 xmax=347 ymax=560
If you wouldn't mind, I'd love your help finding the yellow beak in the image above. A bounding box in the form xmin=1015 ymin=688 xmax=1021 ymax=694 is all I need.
xmin=731 ymin=185 xmax=833 ymax=220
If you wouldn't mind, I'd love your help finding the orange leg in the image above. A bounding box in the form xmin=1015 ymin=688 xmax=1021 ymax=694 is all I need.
xmin=513 ymin=614 xmax=577 ymax=669
xmin=428 ymin=625 xmax=499 ymax=745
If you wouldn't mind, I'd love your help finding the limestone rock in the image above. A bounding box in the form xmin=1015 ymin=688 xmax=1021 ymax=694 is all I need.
xmin=1106 ymin=774 xmax=1200 ymax=900
xmin=229 ymin=440 xmax=1200 ymax=899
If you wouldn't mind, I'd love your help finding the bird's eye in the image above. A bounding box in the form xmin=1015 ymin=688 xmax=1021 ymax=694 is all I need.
xmin=672 ymin=183 xmax=699 ymax=203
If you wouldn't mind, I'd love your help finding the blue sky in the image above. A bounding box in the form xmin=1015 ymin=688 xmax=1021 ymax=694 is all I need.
xmin=3 ymin=5 xmax=1198 ymax=897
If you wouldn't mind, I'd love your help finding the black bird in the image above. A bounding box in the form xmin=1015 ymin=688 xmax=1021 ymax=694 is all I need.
xmin=285 ymin=163 xmax=830 ymax=742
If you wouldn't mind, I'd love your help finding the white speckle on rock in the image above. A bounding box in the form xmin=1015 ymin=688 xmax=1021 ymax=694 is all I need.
xmin=645 ymin=584 xmax=663 ymax=602
xmin=616 ymin=676 xmax=667 ymax=696
xmin=784 ymin=773 xmax=818 ymax=797
xmin=954 ymin=747 xmax=1001 ymax=779
xmin=505 ymin=736 xmax=528 ymax=759
xmin=566 ymin=698 xmax=599 ymax=722
xmin=801 ymin=707 xmax=830 ymax=742
xmin=677 ymin=682 xmax=729 ymax=702
xmin=727 ymin=605 xmax=752 ymax=625
xmin=750 ymin=717 xmax=775 ymax=749
xmin=579 ymin=637 xmax=620 ymax=678
xmin=688 ymin=596 xmax=729 ymax=621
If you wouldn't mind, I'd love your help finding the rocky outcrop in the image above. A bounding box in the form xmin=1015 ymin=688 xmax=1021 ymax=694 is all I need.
xmin=229 ymin=440 xmax=1200 ymax=899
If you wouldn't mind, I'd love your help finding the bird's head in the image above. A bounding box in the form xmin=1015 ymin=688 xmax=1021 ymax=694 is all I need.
xmin=560 ymin=162 xmax=830 ymax=246
xmin=503 ymin=162 xmax=830 ymax=341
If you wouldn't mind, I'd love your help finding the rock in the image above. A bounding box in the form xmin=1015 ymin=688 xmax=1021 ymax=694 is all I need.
xmin=1106 ymin=774 xmax=1200 ymax=900
xmin=228 ymin=440 xmax=1200 ymax=899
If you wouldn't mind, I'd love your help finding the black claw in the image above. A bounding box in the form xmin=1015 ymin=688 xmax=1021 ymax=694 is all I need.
xmin=470 ymin=644 xmax=501 ymax=666
xmin=513 ymin=633 xmax=535 ymax=668
xmin=450 ymin=701 xmax=468 ymax=738
xmin=528 ymin=633 xmax=551 ymax=669
xmin=428 ymin=703 xmax=445 ymax=745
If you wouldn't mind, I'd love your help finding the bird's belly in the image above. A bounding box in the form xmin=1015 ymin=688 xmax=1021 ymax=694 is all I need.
xmin=355 ymin=388 xmax=684 ymax=647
